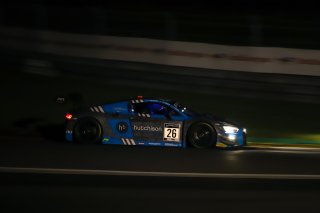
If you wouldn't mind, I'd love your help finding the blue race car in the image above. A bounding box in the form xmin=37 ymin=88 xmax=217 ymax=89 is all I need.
xmin=65 ymin=96 xmax=247 ymax=148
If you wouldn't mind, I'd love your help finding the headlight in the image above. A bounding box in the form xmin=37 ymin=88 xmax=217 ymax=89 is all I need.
xmin=228 ymin=135 xmax=236 ymax=141
xmin=243 ymin=128 xmax=247 ymax=134
xmin=223 ymin=125 xmax=239 ymax=134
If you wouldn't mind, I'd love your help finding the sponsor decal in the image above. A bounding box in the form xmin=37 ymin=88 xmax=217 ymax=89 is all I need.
xmin=114 ymin=107 xmax=125 ymax=111
xmin=164 ymin=143 xmax=180 ymax=147
xmin=117 ymin=122 xmax=128 ymax=133
xmin=102 ymin=138 xmax=110 ymax=144
xmin=90 ymin=106 xmax=105 ymax=113
xmin=163 ymin=123 xmax=181 ymax=142
xmin=133 ymin=125 xmax=162 ymax=132
xmin=121 ymin=138 xmax=136 ymax=145
xmin=148 ymin=142 xmax=161 ymax=146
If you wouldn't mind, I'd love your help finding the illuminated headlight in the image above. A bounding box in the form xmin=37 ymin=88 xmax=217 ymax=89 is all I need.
xmin=223 ymin=125 xmax=239 ymax=134
xmin=243 ymin=128 xmax=247 ymax=134
xmin=228 ymin=135 xmax=236 ymax=141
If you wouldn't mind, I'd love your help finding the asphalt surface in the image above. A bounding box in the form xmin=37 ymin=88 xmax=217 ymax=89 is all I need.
xmin=1 ymin=136 xmax=320 ymax=175
xmin=1 ymin=136 xmax=320 ymax=212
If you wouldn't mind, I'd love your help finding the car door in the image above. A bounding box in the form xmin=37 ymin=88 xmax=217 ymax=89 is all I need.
xmin=106 ymin=115 xmax=135 ymax=145
xmin=129 ymin=101 xmax=184 ymax=147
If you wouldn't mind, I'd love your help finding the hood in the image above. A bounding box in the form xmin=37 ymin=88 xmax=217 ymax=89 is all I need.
xmin=201 ymin=113 xmax=243 ymax=127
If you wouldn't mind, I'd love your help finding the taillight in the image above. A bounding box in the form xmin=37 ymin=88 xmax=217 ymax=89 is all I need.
xmin=65 ymin=113 xmax=72 ymax=120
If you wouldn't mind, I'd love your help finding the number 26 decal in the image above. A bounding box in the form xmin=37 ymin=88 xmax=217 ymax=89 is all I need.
xmin=163 ymin=123 xmax=180 ymax=142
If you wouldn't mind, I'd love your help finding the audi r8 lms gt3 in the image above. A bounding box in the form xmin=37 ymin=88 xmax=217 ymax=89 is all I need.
xmin=65 ymin=97 xmax=247 ymax=148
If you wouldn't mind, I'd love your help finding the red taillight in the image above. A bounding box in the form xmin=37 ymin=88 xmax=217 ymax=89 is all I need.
xmin=65 ymin=113 xmax=72 ymax=120
xmin=137 ymin=95 xmax=143 ymax=99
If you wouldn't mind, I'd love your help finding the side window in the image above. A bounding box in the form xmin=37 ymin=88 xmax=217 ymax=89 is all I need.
xmin=132 ymin=102 xmax=179 ymax=116
xmin=132 ymin=102 xmax=152 ymax=114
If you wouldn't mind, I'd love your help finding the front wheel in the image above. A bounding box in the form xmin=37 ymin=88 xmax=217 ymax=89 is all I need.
xmin=187 ymin=122 xmax=217 ymax=149
xmin=73 ymin=117 xmax=103 ymax=144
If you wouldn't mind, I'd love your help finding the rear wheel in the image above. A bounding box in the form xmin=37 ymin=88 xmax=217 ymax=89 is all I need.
xmin=187 ymin=122 xmax=217 ymax=149
xmin=74 ymin=117 xmax=103 ymax=144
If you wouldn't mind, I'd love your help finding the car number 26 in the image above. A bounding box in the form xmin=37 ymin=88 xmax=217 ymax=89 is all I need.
xmin=163 ymin=123 xmax=180 ymax=142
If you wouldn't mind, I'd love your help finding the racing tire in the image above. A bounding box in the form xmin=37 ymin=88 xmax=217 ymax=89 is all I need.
xmin=187 ymin=122 xmax=217 ymax=149
xmin=73 ymin=117 xmax=103 ymax=144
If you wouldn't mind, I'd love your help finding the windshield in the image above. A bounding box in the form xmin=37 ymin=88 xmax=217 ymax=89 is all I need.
xmin=171 ymin=101 xmax=198 ymax=117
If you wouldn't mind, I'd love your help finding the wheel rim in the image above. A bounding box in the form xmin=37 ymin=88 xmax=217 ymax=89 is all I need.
xmin=190 ymin=124 xmax=215 ymax=148
xmin=76 ymin=121 xmax=101 ymax=143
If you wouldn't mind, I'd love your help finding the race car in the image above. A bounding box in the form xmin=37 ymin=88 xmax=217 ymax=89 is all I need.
xmin=65 ymin=96 xmax=247 ymax=148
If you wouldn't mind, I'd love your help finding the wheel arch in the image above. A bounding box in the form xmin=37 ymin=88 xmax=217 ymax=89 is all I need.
xmin=71 ymin=112 xmax=115 ymax=143
xmin=184 ymin=119 xmax=218 ymax=148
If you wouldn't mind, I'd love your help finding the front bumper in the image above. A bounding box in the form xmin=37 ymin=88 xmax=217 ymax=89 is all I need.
xmin=216 ymin=127 xmax=247 ymax=148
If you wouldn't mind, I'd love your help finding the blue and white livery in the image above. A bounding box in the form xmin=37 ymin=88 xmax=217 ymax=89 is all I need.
xmin=65 ymin=97 xmax=247 ymax=149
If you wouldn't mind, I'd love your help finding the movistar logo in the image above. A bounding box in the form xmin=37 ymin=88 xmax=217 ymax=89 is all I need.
xmin=133 ymin=125 xmax=162 ymax=132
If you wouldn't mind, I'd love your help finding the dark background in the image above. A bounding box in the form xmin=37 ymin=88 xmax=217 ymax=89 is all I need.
xmin=1 ymin=1 xmax=320 ymax=212
xmin=1 ymin=0 xmax=320 ymax=144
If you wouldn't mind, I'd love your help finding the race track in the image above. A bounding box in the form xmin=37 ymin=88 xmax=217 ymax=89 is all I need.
xmin=1 ymin=136 xmax=320 ymax=212
xmin=1 ymin=136 xmax=320 ymax=176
